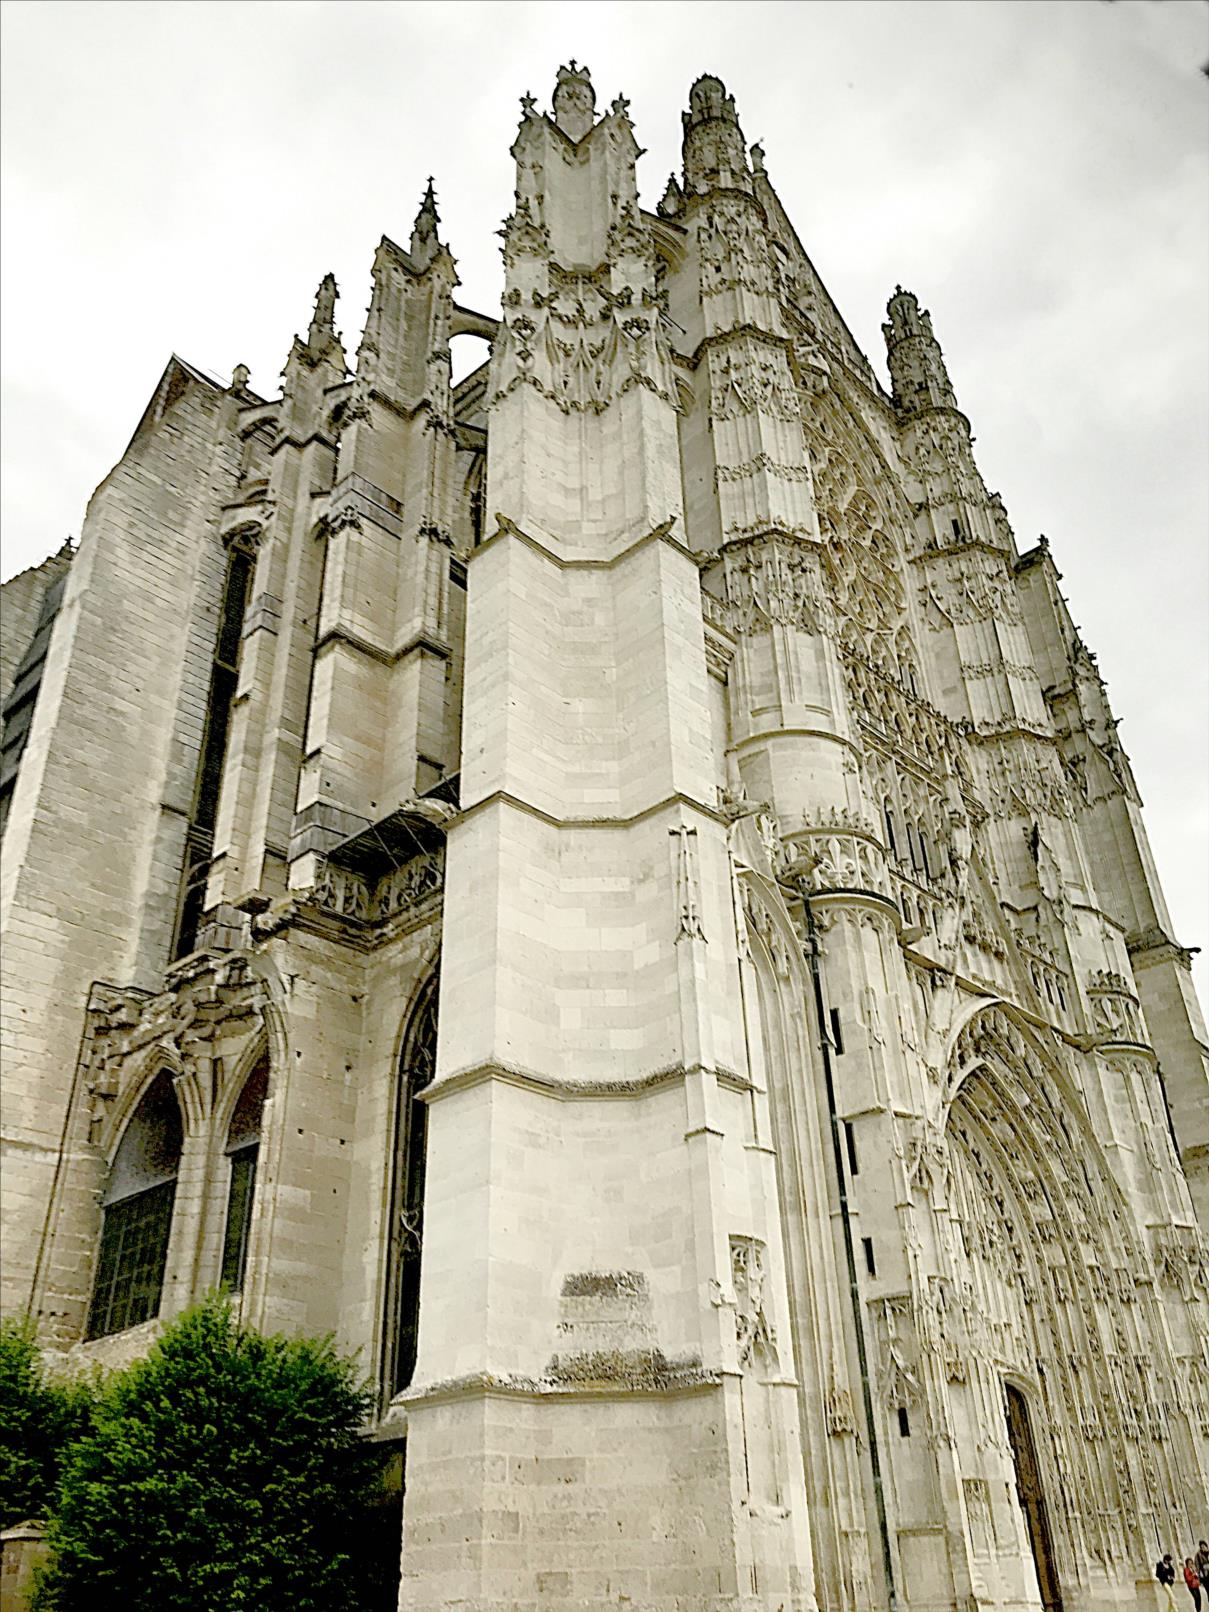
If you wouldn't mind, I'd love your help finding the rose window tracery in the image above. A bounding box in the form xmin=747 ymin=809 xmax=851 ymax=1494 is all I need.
xmin=804 ymin=391 xmax=918 ymax=686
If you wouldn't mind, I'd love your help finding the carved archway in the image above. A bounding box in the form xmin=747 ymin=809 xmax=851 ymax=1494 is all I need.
xmin=936 ymin=1007 xmax=1199 ymax=1603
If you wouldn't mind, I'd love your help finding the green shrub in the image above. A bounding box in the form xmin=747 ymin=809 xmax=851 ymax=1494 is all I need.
xmin=0 ymin=1318 xmax=95 ymax=1528
xmin=36 ymin=1297 xmax=385 ymax=1611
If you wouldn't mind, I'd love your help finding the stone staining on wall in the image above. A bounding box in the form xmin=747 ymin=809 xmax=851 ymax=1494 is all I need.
xmin=1 ymin=61 xmax=1207 ymax=1612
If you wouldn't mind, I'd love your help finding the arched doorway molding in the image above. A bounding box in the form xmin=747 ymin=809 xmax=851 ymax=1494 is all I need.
xmin=939 ymin=1001 xmax=1199 ymax=1599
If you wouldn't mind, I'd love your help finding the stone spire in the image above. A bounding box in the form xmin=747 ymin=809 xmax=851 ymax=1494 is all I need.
xmin=682 ymin=73 xmax=752 ymax=194
xmin=281 ymin=273 xmax=346 ymax=420
xmin=409 ymin=178 xmax=442 ymax=269
xmin=882 ymin=286 xmax=959 ymax=416
xmin=552 ymin=59 xmax=596 ymax=142
xmin=307 ymin=272 xmax=339 ymax=351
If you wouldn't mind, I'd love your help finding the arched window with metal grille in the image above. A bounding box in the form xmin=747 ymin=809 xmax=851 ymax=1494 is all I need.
xmin=87 ymin=1070 xmax=183 ymax=1339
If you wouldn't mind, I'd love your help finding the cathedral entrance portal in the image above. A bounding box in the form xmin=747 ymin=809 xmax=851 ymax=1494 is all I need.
xmin=1005 ymin=1383 xmax=1062 ymax=1612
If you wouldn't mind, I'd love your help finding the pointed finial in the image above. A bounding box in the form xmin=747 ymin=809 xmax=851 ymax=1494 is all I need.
xmin=520 ymin=90 xmax=537 ymax=116
xmin=410 ymin=179 xmax=442 ymax=267
xmin=308 ymin=274 xmax=338 ymax=347
xmin=553 ymin=60 xmax=596 ymax=142
xmin=657 ymin=173 xmax=684 ymax=219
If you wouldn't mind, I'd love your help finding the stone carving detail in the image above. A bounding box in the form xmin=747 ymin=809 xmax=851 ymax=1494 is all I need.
xmin=973 ymin=737 xmax=1074 ymax=823
xmin=963 ymin=1477 xmax=995 ymax=1559
xmin=1086 ymin=972 xmax=1146 ymax=1046
xmin=715 ymin=453 xmax=810 ymax=485
xmin=314 ymin=859 xmax=371 ymax=920
xmin=843 ymin=651 xmax=957 ymax=772
xmin=670 ymin=825 xmax=706 ymax=942
xmin=1015 ymin=933 xmax=1073 ymax=1025
xmin=722 ymin=535 xmax=827 ymax=634
xmin=1151 ymin=1226 xmax=1206 ymax=1302
xmin=780 ymin=810 xmax=890 ymax=901
xmin=908 ymin=411 xmax=985 ymax=508
xmin=79 ymin=954 xmax=266 ymax=1144
xmin=377 ymin=851 xmax=445 ymax=919
xmin=826 ymin=1361 xmax=856 ymax=1435
xmin=709 ymin=346 xmax=800 ymax=423
xmin=921 ymin=546 xmax=1023 ymax=628
xmin=877 ymin=1297 xmax=921 ymax=1410
xmin=698 ymin=196 xmax=777 ymax=300
xmin=730 ymin=1237 xmax=777 ymax=1367
xmin=313 ymin=847 xmax=444 ymax=926
xmin=755 ymin=812 xmax=791 ymax=880
xmin=491 ymin=254 xmax=678 ymax=417
xmin=906 ymin=1119 xmax=950 ymax=1201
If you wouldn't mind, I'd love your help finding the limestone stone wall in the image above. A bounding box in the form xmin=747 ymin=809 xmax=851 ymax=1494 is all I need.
xmin=0 ymin=544 xmax=72 ymax=710
xmin=1 ymin=363 xmax=242 ymax=1319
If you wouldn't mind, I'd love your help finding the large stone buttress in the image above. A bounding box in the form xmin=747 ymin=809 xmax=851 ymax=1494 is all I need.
xmin=400 ymin=66 xmax=816 ymax=1610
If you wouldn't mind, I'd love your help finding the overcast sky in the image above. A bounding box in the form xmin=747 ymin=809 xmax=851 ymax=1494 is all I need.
xmin=1 ymin=0 xmax=1206 ymax=991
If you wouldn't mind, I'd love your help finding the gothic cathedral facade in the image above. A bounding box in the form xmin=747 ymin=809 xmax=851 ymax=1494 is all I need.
xmin=2 ymin=66 xmax=1206 ymax=1612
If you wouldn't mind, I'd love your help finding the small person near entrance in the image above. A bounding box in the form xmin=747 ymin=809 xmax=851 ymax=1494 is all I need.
xmin=1185 ymin=1557 xmax=1202 ymax=1612
xmin=1158 ymin=1554 xmax=1178 ymax=1609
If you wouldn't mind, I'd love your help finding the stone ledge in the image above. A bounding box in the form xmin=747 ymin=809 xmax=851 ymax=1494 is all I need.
xmin=449 ymin=787 xmax=726 ymax=835
xmin=422 ymin=1057 xmax=751 ymax=1105
xmin=471 ymin=513 xmax=693 ymax=572
xmin=399 ymin=1363 xmax=723 ymax=1410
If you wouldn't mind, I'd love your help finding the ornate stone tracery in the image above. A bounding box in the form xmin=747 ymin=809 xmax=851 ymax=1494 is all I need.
xmin=802 ymin=384 xmax=920 ymax=686
xmin=936 ymin=1006 xmax=1208 ymax=1583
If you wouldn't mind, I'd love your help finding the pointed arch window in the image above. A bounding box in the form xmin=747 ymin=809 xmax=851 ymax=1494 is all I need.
xmin=882 ymin=800 xmax=898 ymax=857
xmin=918 ymin=828 xmax=932 ymax=882
xmin=87 ymin=1070 xmax=182 ymax=1339
xmin=221 ymin=1056 xmax=268 ymax=1293
xmin=172 ymin=541 xmax=255 ymax=959
xmin=383 ymin=978 xmax=438 ymax=1400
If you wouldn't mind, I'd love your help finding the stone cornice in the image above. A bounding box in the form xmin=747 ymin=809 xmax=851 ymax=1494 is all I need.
xmin=313 ymin=625 xmax=450 ymax=667
xmin=399 ymin=1364 xmax=723 ymax=1409
xmin=448 ymin=787 xmax=727 ymax=835
xmin=686 ymin=322 xmax=796 ymax=368
xmin=732 ymin=726 xmax=862 ymax=760
xmin=269 ymin=429 xmax=339 ymax=456
xmin=910 ymin=538 xmax=1014 ymax=566
xmin=422 ymin=1057 xmax=751 ymax=1106
xmin=472 ymin=514 xmax=693 ymax=572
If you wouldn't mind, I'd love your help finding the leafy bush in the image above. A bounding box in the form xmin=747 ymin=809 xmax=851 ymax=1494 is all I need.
xmin=0 ymin=1317 xmax=96 ymax=1528
xmin=36 ymin=1297 xmax=386 ymax=1611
